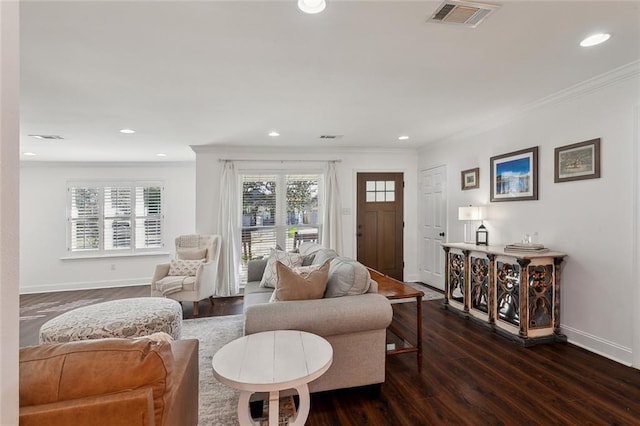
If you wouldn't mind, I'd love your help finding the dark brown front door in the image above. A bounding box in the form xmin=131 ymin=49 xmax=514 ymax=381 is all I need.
xmin=356 ymin=173 xmax=404 ymax=281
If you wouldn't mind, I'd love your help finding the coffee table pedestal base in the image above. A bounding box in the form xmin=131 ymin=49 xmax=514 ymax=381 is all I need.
xmin=237 ymin=384 xmax=309 ymax=426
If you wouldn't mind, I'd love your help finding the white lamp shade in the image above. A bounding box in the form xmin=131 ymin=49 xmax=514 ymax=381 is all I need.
xmin=458 ymin=206 xmax=486 ymax=221
xmin=298 ymin=0 xmax=326 ymax=14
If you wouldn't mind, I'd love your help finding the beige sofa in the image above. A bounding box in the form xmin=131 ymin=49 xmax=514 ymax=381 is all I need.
xmin=243 ymin=244 xmax=393 ymax=393
xmin=19 ymin=338 xmax=199 ymax=426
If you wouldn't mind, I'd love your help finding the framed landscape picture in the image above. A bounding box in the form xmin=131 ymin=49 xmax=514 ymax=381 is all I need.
xmin=554 ymin=138 xmax=601 ymax=183
xmin=461 ymin=167 xmax=479 ymax=190
xmin=490 ymin=146 xmax=538 ymax=202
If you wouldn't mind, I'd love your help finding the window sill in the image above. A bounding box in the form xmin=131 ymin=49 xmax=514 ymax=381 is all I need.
xmin=60 ymin=251 xmax=171 ymax=261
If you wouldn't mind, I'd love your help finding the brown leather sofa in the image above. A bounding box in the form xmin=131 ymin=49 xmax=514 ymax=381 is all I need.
xmin=19 ymin=337 xmax=199 ymax=426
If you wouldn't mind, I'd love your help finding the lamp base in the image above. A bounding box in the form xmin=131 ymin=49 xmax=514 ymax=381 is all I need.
xmin=463 ymin=223 xmax=475 ymax=244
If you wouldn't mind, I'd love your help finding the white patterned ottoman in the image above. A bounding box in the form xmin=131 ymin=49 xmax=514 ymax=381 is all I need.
xmin=39 ymin=297 xmax=183 ymax=344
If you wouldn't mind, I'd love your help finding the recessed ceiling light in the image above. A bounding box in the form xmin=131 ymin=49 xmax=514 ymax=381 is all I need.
xmin=298 ymin=0 xmax=326 ymax=14
xmin=119 ymin=128 xmax=136 ymax=134
xmin=156 ymin=153 xmax=167 ymax=157
xmin=28 ymin=134 xmax=63 ymax=140
xmin=22 ymin=152 xmax=37 ymax=156
xmin=268 ymin=131 xmax=280 ymax=137
xmin=398 ymin=136 xmax=410 ymax=140
xmin=580 ymin=33 xmax=610 ymax=47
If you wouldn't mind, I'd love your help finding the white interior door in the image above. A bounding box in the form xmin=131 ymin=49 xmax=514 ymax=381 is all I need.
xmin=419 ymin=165 xmax=446 ymax=290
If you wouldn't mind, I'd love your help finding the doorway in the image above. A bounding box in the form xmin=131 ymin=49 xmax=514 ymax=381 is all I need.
xmin=356 ymin=172 xmax=404 ymax=281
xmin=418 ymin=165 xmax=447 ymax=290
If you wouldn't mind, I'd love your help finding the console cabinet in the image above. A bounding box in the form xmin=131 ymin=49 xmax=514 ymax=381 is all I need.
xmin=441 ymin=243 xmax=567 ymax=346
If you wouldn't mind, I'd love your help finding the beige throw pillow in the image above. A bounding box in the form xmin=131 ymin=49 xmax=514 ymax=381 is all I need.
xmin=271 ymin=260 xmax=330 ymax=302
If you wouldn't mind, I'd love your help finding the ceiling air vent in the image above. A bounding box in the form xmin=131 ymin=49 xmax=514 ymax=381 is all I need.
xmin=428 ymin=0 xmax=500 ymax=28
xmin=29 ymin=134 xmax=64 ymax=140
xmin=319 ymin=135 xmax=344 ymax=139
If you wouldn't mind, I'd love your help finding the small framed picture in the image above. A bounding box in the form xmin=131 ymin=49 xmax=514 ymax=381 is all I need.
xmin=554 ymin=138 xmax=601 ymax=183
xmin=490 ymin=146 xmax=538 ymax=202
xmin=461 ymin=168 xmax=479 ymax=190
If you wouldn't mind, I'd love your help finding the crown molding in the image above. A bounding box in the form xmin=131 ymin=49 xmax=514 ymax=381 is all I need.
xmin=190 ymin=144 xmax=417 ymax=156
xmin=422 ymin=60 xmax=640 ymax=151
xmin=525 ymin=60 xmax=640 ymax=112
xmin=19 ymin=161 xmax=195 ymax=168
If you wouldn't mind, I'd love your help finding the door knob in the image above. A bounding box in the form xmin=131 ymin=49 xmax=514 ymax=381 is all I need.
xmin=439 ymin=232 xmax=445 ymax=237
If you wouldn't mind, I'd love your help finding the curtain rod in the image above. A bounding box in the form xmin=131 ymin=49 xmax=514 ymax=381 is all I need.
xmin=218 ymin=159 xmax=341 ymax=163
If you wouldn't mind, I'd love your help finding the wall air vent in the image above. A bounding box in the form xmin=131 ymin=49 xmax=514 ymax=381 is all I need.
xmin=319 ymin=135 xmax=344 ymax=139
xmin=29 ymin=134 xmax=64 ymax=140
xmin=428 ymin=0 xmax=500 ymax=28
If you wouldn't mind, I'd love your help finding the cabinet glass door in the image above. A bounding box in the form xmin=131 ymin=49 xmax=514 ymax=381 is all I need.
xmin=470 ymin=256 xmax=489 ymax=313
xmin=448 ymin=252 xmax=465 ymax=304
xmin=496 ymin=261 xmax=520 ymax=326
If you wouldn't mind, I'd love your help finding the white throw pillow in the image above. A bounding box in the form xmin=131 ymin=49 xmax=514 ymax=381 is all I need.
xmin=176 ymin=247 xmax=207 ymax=260
xmin=168 ymin=259 xmax=204 ymax=276
xmin=259 ymin=248 xmax=303 ymax=288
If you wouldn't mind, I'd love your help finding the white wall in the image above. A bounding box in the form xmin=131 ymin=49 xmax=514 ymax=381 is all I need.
xmin=19 ymin=162 xmax=196 ymax=293
xmin=193 ymin=145 xmax=420 ymax=281
xmin=0 ymin=0 xmax=20 ymax=422
xmin=418 ymin=66 xmax=640 ymax=367
xmin=634 ymin=105 xmax=640 ymax=371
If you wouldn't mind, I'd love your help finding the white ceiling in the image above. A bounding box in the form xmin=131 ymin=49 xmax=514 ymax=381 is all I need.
xmin=19 ymin=1 xmax=640 ymax=162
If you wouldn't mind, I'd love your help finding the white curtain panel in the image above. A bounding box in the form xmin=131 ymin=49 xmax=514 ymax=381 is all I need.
xmin=216 ymin=161 xmax=240 ymax=296
xmin=322 ymin=161 xmax=343 ymax=254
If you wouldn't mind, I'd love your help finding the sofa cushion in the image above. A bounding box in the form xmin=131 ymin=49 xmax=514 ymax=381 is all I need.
xmin=298 ymin=242 xmax=324 ymax=256
xmin=259 ymin=248 xmax=303 ymax=288
xmin=324 ymin=257 xmax=372 ymax=298
xmin=19 ymin=338 xmax=174 ymax=426
xmin=270 ymin=261 xmax=330 ymax=302
xmin=176 ymin=247 xmax=207 ymax=260
xmin=168 ymin=259 xmax=203 ymax=276
xmin=311 ymin=248 xmax=339 ymax=266
xmin=301 ymin=253 xmax=316 ymax=266
xmin=247 ymin=259 xmax=268 ymax=283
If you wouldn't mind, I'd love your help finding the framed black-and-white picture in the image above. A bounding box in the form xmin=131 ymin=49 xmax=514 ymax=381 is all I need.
xmin=461 ymin=167 xmax=479 ymax=190
xmin=490 ymin=146 xmax=538 ymax=202
xmin=554 ymin=138 xmax=601 ymax=183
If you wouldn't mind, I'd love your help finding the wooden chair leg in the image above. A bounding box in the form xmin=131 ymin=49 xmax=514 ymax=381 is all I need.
xmin=209 ymin=296 xmax=215 ymax=306
xmin=193 ymin=301 xmax=199 ymax=317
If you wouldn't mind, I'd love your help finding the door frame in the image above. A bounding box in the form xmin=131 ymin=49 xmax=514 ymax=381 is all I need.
xmin=418 ymin=163 xmax=448 ymax=288
xmin=352 ymin=169 xmax=406 ymax=273
xmin=355 ymin=172 xmax=404 ymax=280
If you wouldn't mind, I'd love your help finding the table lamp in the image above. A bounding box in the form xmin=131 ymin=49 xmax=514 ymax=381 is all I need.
xmin=458 ymin=206 xmax=486 ymax=244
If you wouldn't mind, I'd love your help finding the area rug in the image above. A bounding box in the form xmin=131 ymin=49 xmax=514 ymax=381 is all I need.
xmin=181 ymin=315 xmax=296 ymax=426
xmin=389 ymin=282 xmax=444 ymax=304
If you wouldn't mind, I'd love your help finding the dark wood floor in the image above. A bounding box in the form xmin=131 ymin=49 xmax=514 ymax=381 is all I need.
xmin=20 ymin=286 xmax=640 ymax=425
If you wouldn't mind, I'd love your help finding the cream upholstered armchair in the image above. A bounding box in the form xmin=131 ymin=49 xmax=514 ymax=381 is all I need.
xmin=151 ymin=234 xmax=221 ymax=316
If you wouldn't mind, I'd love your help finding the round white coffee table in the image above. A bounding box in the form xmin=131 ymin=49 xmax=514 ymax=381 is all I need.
xmin=212 ymin=330 xmax=333 ymax=426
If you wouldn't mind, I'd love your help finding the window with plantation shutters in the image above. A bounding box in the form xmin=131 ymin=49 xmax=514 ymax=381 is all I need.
xmin=135 ymin=186 xmax=162 ymax=249
xmin=104 ymin=186 xmax=132 ymax=250
xmin=67 ymin=181 xmax=164 ymax=255
xmin=240 ymin=173 xmax=321 ymax=283
xmin=69 ymin=187 xmax=100 ymax=251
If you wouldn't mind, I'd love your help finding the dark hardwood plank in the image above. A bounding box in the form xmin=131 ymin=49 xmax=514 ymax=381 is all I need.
xmin=19 ymin=286 xmax=640 ymax=425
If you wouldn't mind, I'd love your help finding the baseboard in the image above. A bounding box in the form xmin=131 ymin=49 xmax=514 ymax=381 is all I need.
xmin=20 ymin=278 xmax=150 ymax=294
xmin=562 ymin=324 xmax=633 ymax=367
xmin=404 ymin=273 xmax=420 ymax=282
